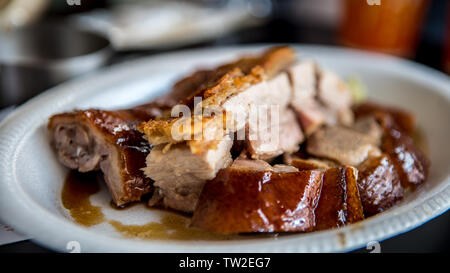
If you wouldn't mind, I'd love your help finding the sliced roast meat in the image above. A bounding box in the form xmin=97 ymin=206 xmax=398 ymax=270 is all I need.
xmin=144 ymin=137 xmax=233 ymax=213
xmin=191 ymin=165 xmax=323 ymax=234
xmin=288 ymin=60 xmax=327 ymax=135
xmin=140 ymin=47 xmax=304 ymax=212
xmin=288 ymin=61 xmax=354 ymax=136
xmin=49 ymin=107 xmax=161 ymax=206
xmin=317 ymin=70 xmax=353 ymax=111
xmin=307 ymin=126 xmax=381 ymax=166
xmin=271 ymin=164 xmax=299 ymax=173
xmin=232 ymin=157 xmax=299 ymax=173
xmin=289 ymin=157 xmax=335 ymax=170
xmin=357 ymin=154 xmax=403 ymax=216
xmin=315 ymin=166 xmax=364 ymax=230
xmin=352 ymin=115 xmax=383 ymax=146
xmin=246 ymin=108 xmax=304 ymax=160
xmin=231 ymin=158 xmax=273 ymax=170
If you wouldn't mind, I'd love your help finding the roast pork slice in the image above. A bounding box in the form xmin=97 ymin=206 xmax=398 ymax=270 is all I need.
xmin=246 ymin=108 xmax=304 ymax=160
xmin=144 ymin=137 xmax=233 ymax=213
xmin=357 ymin=154 xmax=403 ymax=216
xmin=289 ymin=157 xmax=336 ymax=171
xmin=306 ymin=126 xmax=381 ymax=166
xmin=49 ymin=108 xmax=159 ymax=206
xmin=352 ymin=115 xmax=383 ymax=146
xmin=191 ymin=165 xmax=323 ymax=234
xmin=288 ymin=60 xmax=326 ymax=135
xmin=317 ymin=69 xmax=353 ymax=111
xmin=288 ymin=61 xmax=354 ymax=136
xmin=232 ymin=158 xmax=299 ymax=173
xmin=315 ymin=166 xmax=364 ymax=230
xmin=231 ymin=158 xmax=273 ymax=170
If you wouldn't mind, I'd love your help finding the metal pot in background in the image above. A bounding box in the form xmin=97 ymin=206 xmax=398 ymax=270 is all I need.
xmin=0 ymin=24 xmax=112 ymax=108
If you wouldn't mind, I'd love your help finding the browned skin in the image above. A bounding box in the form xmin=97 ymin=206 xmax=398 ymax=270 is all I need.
xmin=314 ymin=167 xmax=364 ymax=231
xmin=191 ymin=167 xmax=323 ymax=234
xmin=357 ymin=154 xmax=403 ymax=216
xmin=353 ymin=103 xmax=429 ymax=188
xmin=49 ymin=108 xmax=157 ymax=204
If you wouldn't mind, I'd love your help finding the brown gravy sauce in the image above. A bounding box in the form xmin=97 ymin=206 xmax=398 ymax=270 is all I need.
xmin=62 ymin=171 xmax=234 ymax=240
xmin=413 ymin=128 xmax=429 ymax=156
xmin=62 ymin=171 xmax=104 ymax=226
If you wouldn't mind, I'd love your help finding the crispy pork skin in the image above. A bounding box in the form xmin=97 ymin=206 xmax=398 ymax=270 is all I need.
xmin=191 ymin=165 xmax=323 ymax=234
xmin=315 ymin=166 xmax=364 ymax=230
xmin=307 ymin=126 xmax=381 ymax=166
xmin=49 ymin=108 xmax=160 ymax=206
xmin=357 ymin=154 xmax=403 ymax=216
xmin=144 ymin=137 xmax=233 ymax=213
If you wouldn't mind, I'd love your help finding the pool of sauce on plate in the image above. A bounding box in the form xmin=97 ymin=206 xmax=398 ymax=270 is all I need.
xmin=62 ymin=171 xmax=104 ymax=226
xmin=62 ymin=171 xmax=235 ymax=240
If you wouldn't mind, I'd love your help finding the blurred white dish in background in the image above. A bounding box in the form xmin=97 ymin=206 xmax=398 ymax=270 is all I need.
xmin=0 ymin=45 xmax=448 ymax=252
xmin=71 ymin=0 xmax=265 ymax=50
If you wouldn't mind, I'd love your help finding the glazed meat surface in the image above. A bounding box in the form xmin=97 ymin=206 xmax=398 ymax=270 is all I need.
xmin=191 ymin=164 xmax=323 ymax=234
xmin=357 ymin=154 xmax=403 ymax=216
xmin=314 ymin=166 xmax=364 ymax=230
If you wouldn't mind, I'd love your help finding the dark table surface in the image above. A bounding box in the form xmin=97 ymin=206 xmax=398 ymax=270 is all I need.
xmin=1 ymin=0 xmax=449 ymax=253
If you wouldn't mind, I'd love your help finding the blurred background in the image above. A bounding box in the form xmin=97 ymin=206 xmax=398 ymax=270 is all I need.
xmin=0 ymin=0 xmax=449 ymax=252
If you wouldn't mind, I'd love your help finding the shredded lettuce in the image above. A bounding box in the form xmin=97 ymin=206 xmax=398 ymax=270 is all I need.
xmin=347 ymin=77 xmax=368 ymax=103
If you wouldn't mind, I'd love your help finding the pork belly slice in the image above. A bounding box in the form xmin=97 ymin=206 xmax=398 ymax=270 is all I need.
xmin=306 ymin=126 xmax=381 ymax=166
xmin=357 ymin=154 xmax=403 ymax=216
xmin=315 ymin=166 xmax=364 ymax=230
xmin=191 ymin=165 xmax=323 ymax=234
xmin=144 ymin=137 xmax=233 ymax=213
xmin=246 ymin=108 xmax=304 ymax=160
xmin=48 ymin=107 xmax=161 ymax=206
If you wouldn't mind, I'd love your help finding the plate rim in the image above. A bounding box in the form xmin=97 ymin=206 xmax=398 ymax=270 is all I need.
xmin=0 ymin=44 xmax=449 ymax=253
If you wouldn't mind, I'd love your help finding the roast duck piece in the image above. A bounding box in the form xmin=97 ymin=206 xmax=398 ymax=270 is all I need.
xmin=49 ymin=46 xmax=429 ymax=233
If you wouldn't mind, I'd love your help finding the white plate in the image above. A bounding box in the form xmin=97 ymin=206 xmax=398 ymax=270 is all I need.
xmin=0 ymin=45 xmax=449 ymax=253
